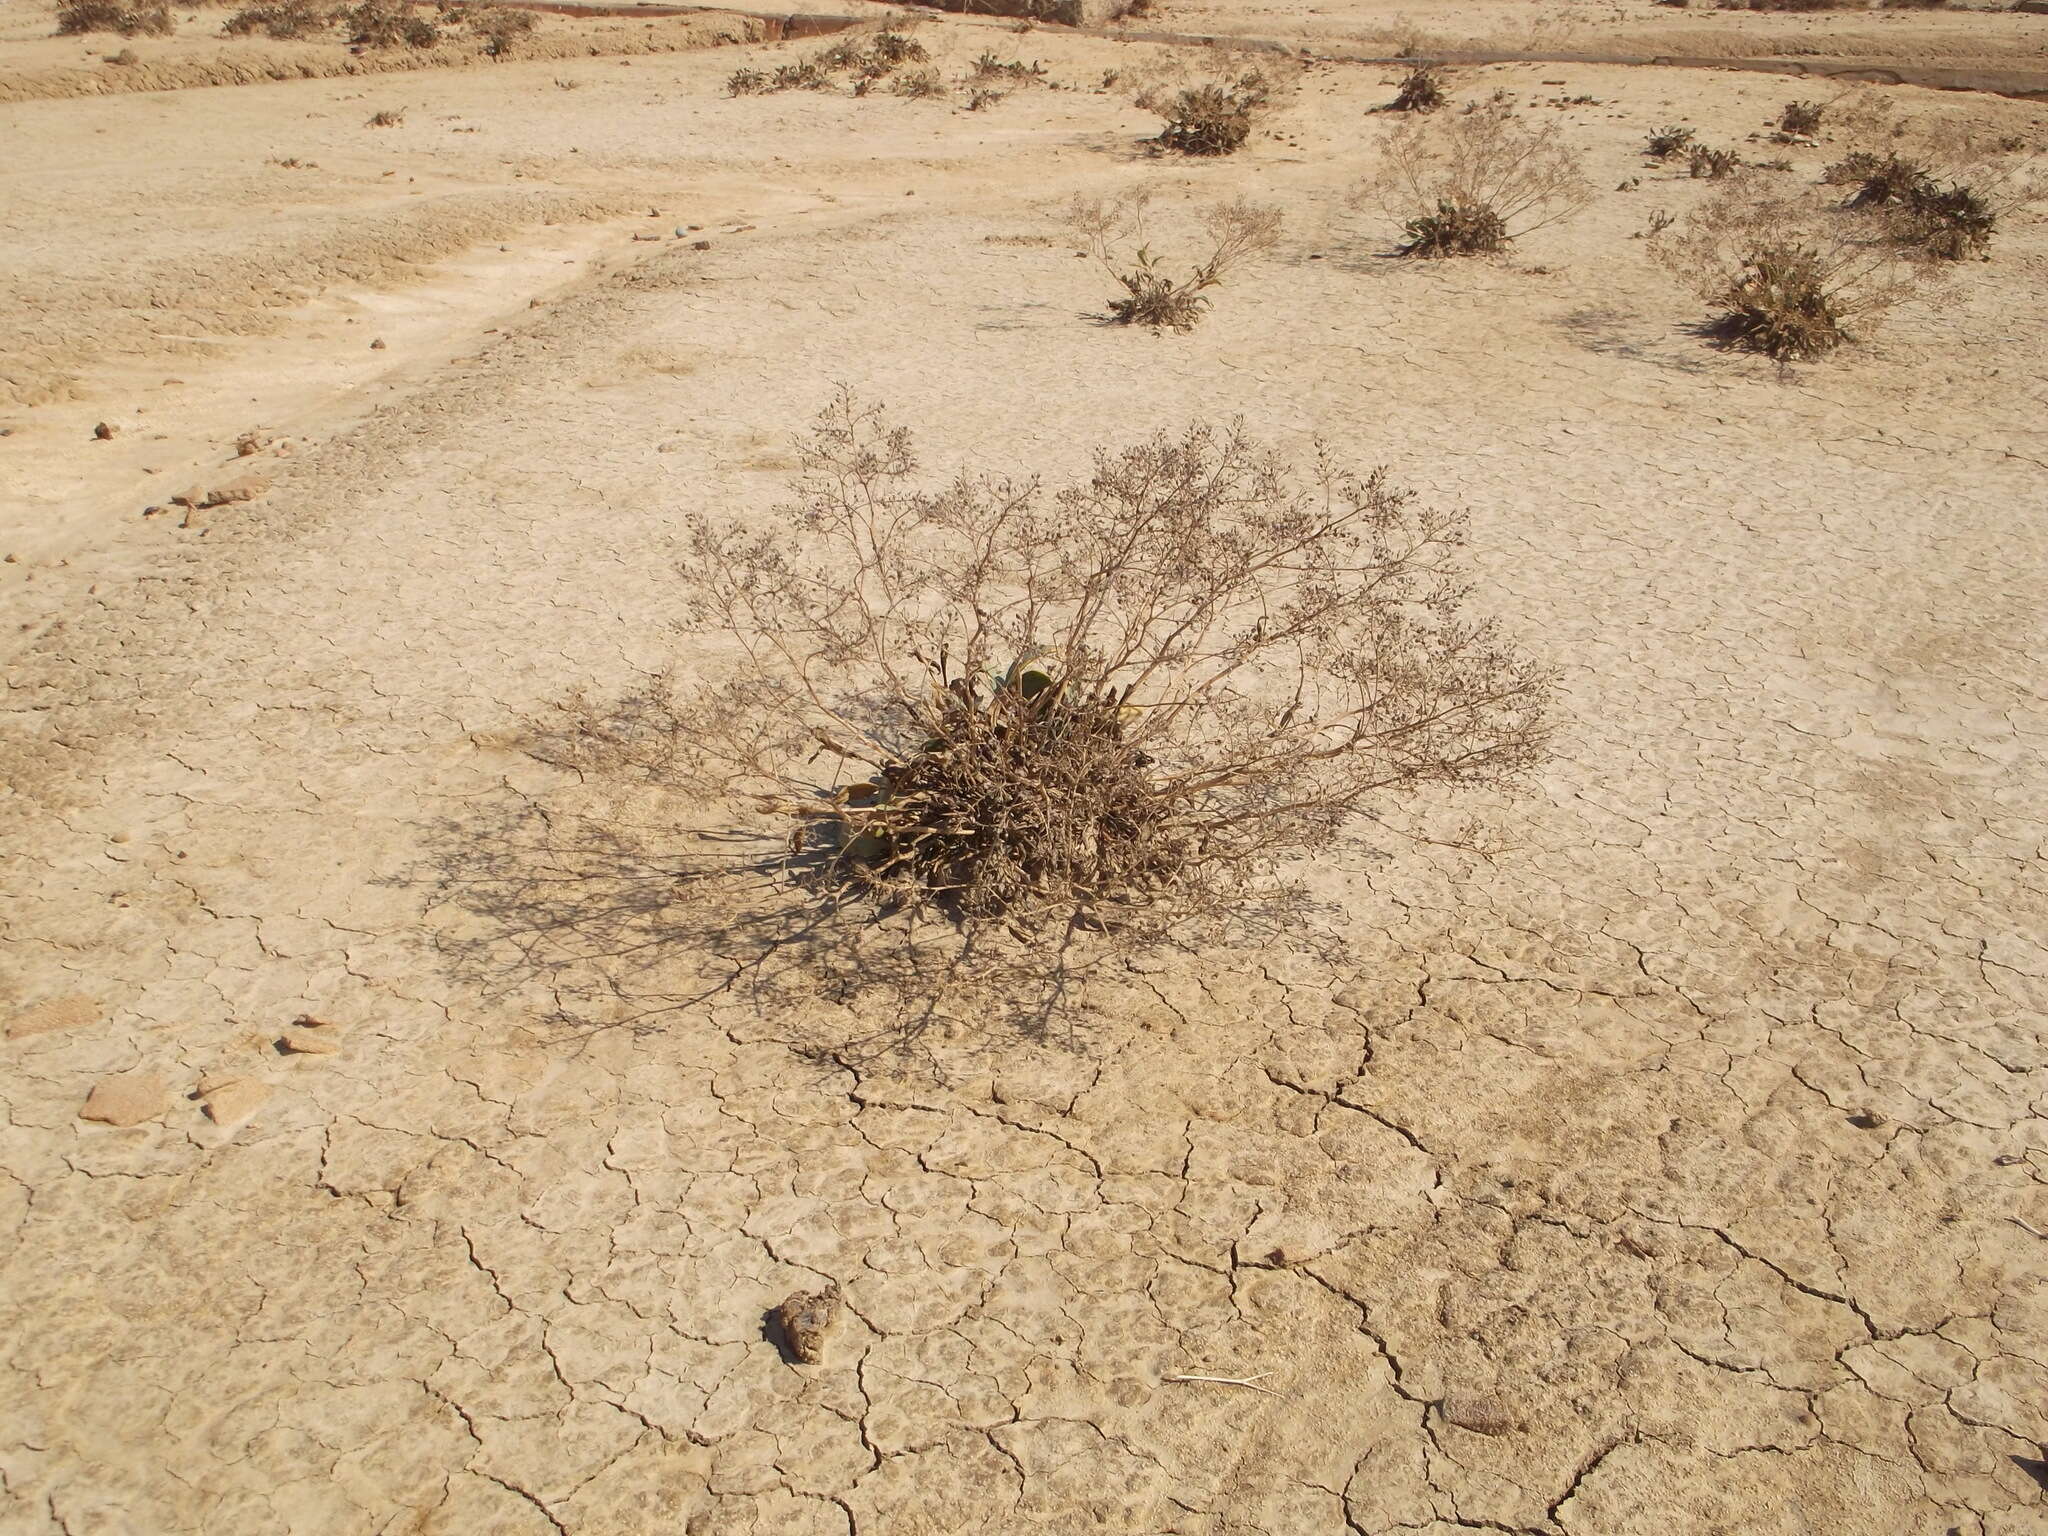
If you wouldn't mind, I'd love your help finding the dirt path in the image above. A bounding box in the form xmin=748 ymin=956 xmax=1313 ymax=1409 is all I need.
xmin=2 ymin=16 xmax=2046 ymax=1536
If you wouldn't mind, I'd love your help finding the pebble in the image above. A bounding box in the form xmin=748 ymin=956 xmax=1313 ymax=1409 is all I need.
xmin=93 ymin=422 xmax=116 ymax=440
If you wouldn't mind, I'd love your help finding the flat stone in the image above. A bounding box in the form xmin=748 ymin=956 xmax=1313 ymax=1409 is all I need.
xmin=277 ymin=1027 xmax=341 ymax=1056
xmin=1437 ymin=1391 xmax=1519 ymax=1437
xmin=773 ymin=1286 xmax=842 ymax=1365
xmin=201 ymin=1078 xmax=272 ymax=1129
xmin=7 ymin=993 xmax=97 ymax=1041
xmin=80 ymin=1072 xmax=169 ymax=1128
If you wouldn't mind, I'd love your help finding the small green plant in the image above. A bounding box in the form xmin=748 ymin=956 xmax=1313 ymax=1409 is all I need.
xmin=1154 ymin=71 xmax=1269 ymax=156
xmin=1779 ymin=100 xmax=1823 ymax=136
xmin=1645 ymin=124 xmax=1695 ymax=158
xmin=1390 ymin=64 xmax=1445 ymax=113
xmin=1071 ymin=189 xmax=1282 ymax=330
xmin=56 ymin=2 xmax=171 ymax=36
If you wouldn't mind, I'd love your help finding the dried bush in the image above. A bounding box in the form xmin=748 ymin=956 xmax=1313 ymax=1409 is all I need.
xmin=1888 ymin=179 xmax=1996 ymax=259
xmin=1652 ymin=184 xmax=1936 ymax=359
xmin=727 ymin=67 xmax=769 ymax=95
xmin=729 ymin=29 xmax=926 ymax=96
xmin=1390 ymin=65 xmax=1446 ymax=113
xmin=1689 ymin=146 xmax=1741 ymax=179
xmin=366 ymin=106 xmax=405 ymax=126
xmin=1718 ymin=0 xmax=1844 ymax=10
xmin=1153 ymin=71 xmax=1269 ymax=156
xmin=969 ymin=50 xmax=1047 ymax=84
xmin=1779 ymin=100 xmax=1824 ymax=135
xmin=344 ymin=0 xmax=437 ymax=46
xmin=1881 ymin=0 xmax=1946 ymax=8
xmin=1070 ymin=189 xmax=1282 ymax=330
xmin=1367 ymin=104 xmax=1593 ymax=256
xmin=1645 ymin=124 xmax=1695 ymax=158
xmin=56 ymin=2 xmax=172 ymax=36
xmin=223 ymin=0 xmax=331 ymax=36
xmin=891 ymin=67 xmax=945 ymax=98
xmin=1830 ymin=150 xmax=1929 ymax=205
xmin=457 ymin=4 xmax=536 ymax=55
xmin=593 ymin=393 xmax=1554 ymax=1037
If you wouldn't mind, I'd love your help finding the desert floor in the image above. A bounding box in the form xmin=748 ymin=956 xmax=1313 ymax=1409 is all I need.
xmin=3 ymin=0 xmax=2046 ymax=1532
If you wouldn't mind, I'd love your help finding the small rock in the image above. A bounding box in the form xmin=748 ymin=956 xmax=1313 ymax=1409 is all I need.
xmin=80 ymin=1071 xmax=169 ymax=1128
xmin=207 ymin=476 xmax=270 ymax=507
xmin=370 ymin=338 xmax=387 ymax=350
xmin=632 ymin=231 xmax=660 ymax=242
xmin=93 ymin=422 xmax=116 ymax=440
xmin=200 ymin=1077 xmax=272 ymax=1129
xmin=7 ymin=994 xmax=98 ymax=1041
xmin=691 ymin=240 xmax=712 ymax=251
xmin=1437 ymin=1392 xmax=1518 ymax=1437
xmin=1849 ymin=1109 xmax=1888 ymax=1130
xmin=278 ymin=1026 xmax=341 ymax=1056
xmin=774 ymin=1286 xmax=842 ymax=1365
xmin=234 ymin=431 xmax=270 ymax=457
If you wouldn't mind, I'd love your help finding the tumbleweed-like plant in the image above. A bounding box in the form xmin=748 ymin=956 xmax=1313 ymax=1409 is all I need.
xmin=607 ymin=394 xmax=1555 ymax=1036
xmin=1651 ymin=184 xmax=1936 ymax=359
xmin=1069 ymin=189 xmax=1283 ymax=329
xmin=1366 ymin=104 xmax=1593 ymax=256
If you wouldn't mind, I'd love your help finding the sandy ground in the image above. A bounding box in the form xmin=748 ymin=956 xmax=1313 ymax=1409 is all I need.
xmin=3 ymin=1 xmax=2048 ymax=1532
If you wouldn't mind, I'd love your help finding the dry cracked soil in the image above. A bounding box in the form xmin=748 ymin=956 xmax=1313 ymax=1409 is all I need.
xmin=2 ymin=0 xmax=2046 ymax=1532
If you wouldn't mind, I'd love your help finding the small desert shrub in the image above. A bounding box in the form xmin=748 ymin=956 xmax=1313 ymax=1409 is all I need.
xmin=727 ymin=67 xmax=768 ymax=95
xmin=891 ymin=67 xmax=945 ymax=98
xmin=770 ymin=59 xmax=832 ymax=91
xmin=1390 ymin=64 xmax=1446 ymax=113
xmin=223 ymin=0 xmax=332 ymax=37
xmin=1833 ymin=151 xmax=1930 ymax=206
xmin=1652 ymin=184 xmax=1935 ymax=359
xmin=344 ymin=0 xmax=436 ymax=47
xmin=1780 ymin=100 xmax=1824 ymax=135
xmin=459 ymin=4 xmax=535 ymax=55
xmin=366 ymin=106 xmax=405 ymax=126
xmin=1888 ymin=179 xmax=1995 ymax=259
xmin=969 ymin=50 xmax=1047 ymax=84
xmin=966 ymin=87 xmax=1006 ymax=111
xmin=57 ymin=2 xmax=172 ymax=36
xmin=1645 ymin=124 xmax=1696 ymax=158
xmin=1367 ymin=103 xmax=1593 ymax=256
xmin=1881 ymin=0 xmax=1946 ymax=9
xmin=1153 ymin=71 xmax=1269 ymax=156
xmin=1071 ymin=189 xmax=1283 ymax=330
xmin=1689 ymin=146 xmax=1741 ymax=179
xmin=643 ymin=393 xmax=1551 ymax=1033
xmin=1718 ymin=0 xmax=1844 ymax=11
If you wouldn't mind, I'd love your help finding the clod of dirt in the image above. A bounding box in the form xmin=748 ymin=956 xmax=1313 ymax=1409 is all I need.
xmin=92 ymin=422 xmax=116 ymax=440
xmin=773 ymin=1286 xmax=841 ymax=1365
xmin=370 ymin=338 xmax=387 ymax=350
xmin=1437 ymin=1392 xmax=1520 ymax=1437
xmin=691 ymin=240 xmax=712 ymax=251
xmin=277 ymin=1017 xmax=343 ymax=1055
xmin=79 ymin=1072 xmax=168 ymax=1127
xmin=234 ymin=432 xmax=271 ymax=457
xmin=198 ymin=1077 xmax=271 ymax=1129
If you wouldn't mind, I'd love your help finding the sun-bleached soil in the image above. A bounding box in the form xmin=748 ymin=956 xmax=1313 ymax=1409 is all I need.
xmin=3 ymin=2 xmax=2047 ymax=1532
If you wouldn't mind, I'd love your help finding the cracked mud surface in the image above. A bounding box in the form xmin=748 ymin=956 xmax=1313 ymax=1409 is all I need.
xmin=3 ymin=9 xmax=2046 ymax=1533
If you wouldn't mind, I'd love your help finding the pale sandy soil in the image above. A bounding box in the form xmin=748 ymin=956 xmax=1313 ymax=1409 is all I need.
xmin=3 ymin=2 xmax=2048 ymax=1532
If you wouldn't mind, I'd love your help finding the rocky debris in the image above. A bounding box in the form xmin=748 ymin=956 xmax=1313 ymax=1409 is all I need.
xmin=277 ymin=1015 xmax=343 ymax=1056
xmin=92 ymin=421 xmax=116 ymax=440
xmin=234 ymin=431 xmax=272 ymax=458
xmin=1437 ymin=1392 xmax=1520 ymax=1437
xmin=198 ymin=1076 xmax=272 ymax=1129
xmin=79 ymin=1072 xmax=169 ymax=1128
xmin=773 ymin=1286 xmax=842 ymax=1365
xmin=6 ymin=994 xmax=97 ymax=1041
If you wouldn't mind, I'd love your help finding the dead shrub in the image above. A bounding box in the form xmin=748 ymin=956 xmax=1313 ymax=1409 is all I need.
xmin=612 ymin=392 xmax=1552 ymax=1037
xmin=56 ymin=2 xmax=172 ymax=36
xmin=891 ymin=67 xmax=946 ymax=98
xmin=1367 ymin=103 xmax=1593 ymax=257
xmin=366 ymin=106 xmax=405 ymax=126
xmin=1390 ymin=65 xmax=1446 ymax=113
xmin=1652 ymin=184 xmax=1936 ymax=359
xmin=969 ymin=50 xmax=1047 ymax=84
xmin=343 ymin=0 xmax=437 ymax=46
xmin=730 ymin=29 xmax=927 ymax=95
xmin=1153 ymin=71 xmax=1269 ymax=156
xmin=1888 ymin=179 xmax=1996 ymax=259
xmin=1689 ymin=146 xmax=1741 ymax=179
xmin=1718 ymin=0 xmax=1844 ymax=11
xmin=1645 ymin=124 xmax=1695 ymax=158
xmin=727 ymin=67 xmax=769 ymax=94
xmin=1779 ymin=100 xmax=1824 ymax=136
xmin=456 ymin=4 xmax=536 ymax=55
xmin=1070 ymin=189 xmax=1283 ymax=330
xmin=223 ymin=0 xmax=330 ymax=37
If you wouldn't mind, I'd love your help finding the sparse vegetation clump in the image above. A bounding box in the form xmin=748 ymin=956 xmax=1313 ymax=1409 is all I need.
xmin=1153 ymin=71 xmax=1270 ymax=156
xmin=457 ymin=4 xmax=536 ymax=56
xmin=1689 ymin=146 xmax=1741 ymax=179
xmin=1780 ymin=100 xmax=1824 ymax=136
xmin=223 ymin=0 xmax=331 ymax=38
xmin=1368 ymin=104 xmax=1593 ymax=257
xmin=56 ymin=2 xmax=172 ymax=36
xmin=726 ymin=29 xmax=931 ymax=96
xmin=891 ymin=67 xmax=946 ymax=99
xmin=969 ymin=50 xmax=1047 ymax=85
xmin=1652 ymin=184 xmax=1935 ymax=359
xmin=343 ymin=0 xmax=437 ymax=47
xmin=1645 ymin=124 xmax=1696 ymax=158
xmin=641 ymin=393 xmax=1551 ymax=1031
xmin=1390 ymin=65 xmax=1446 ymax=113
xmin=366 ymin=106 xmax=406 ymax=126
xmin=1888 ymin=179 xmax=1996 ymax=259
xmin=1070 ymin=189 xmax=1282 ymax=330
